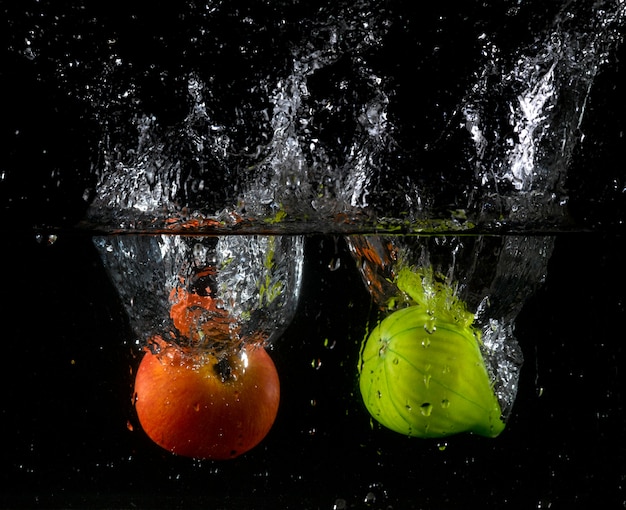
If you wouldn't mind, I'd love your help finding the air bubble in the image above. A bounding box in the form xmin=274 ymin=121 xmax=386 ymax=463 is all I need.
xmin=420 ymin=402 xmax=433 ymax=416
xmin=328 ymin=257 xmax=341 ymax=271
xmin=35 ymin=234 xmax=58 ymax=246
xmin=333 ymin=499 xmax=347 ymax=510
xmin=424 ymin=319 xmax=436 ymax=334
xmin=424 ymin=374 xmax=432 ymax=388
xmin=378 ymin=339 xmax=388 ymax=356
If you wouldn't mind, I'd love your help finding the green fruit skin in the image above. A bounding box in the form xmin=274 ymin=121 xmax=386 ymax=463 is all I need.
xmin=359 ymin=306 xmax=505 ymax=438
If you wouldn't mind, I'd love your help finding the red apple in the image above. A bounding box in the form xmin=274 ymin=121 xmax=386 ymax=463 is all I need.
xmin=134 ymin=337 xmax=280 ymax=459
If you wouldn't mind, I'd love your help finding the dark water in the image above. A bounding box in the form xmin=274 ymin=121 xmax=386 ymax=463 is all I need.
xmin=3 ymin=232 xmax=625 ymax=508
xmin=2 ymin=1 xmax=626 ymax=508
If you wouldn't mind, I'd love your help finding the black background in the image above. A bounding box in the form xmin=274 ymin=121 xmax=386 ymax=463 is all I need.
xmin=2 ymin=233 xmax=625 ymax=509
xmin=2 ymin=2 xmax=626 ymax=508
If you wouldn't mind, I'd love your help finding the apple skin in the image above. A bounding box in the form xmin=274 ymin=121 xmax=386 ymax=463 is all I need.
xmin=134 ymin=339 xmax=280 ymax=459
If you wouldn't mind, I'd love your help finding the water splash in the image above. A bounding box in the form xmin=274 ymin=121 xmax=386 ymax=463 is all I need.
xmin=24 ymin=0 xmax=622 ymax=426
xmin=93 ymin=234 xmax=303 ymax=351
xmin=82 ymin=2 xmax=624 ymax=235
xmin=347 ymin=2 xmax=625 ymax=427
xmin=86 ymin=3 xmax=395 ymax=232
xmin=463 ymin=0 xmax=626 ymax=227
xmin=348 ymin=234 xmax=539 ymax=421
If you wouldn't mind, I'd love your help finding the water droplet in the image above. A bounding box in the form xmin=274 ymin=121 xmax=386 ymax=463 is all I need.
xmin=364 ymin=492 xmax=376 ymax=504
xmin=392 ymin=357 xmax=399 ymax=365
xmin=377 ymin=337 xmax=389 ymax=357
xmin=324 ymin=338 xmax=336 ymax=349
xmin=440 ymin=399 xmax=450 ymax=408
xmin=424 ymin=374 xmax=432 ymax=388
xmin=35 ymin=233 xmax=58 ymax=246
xmin=421 ymin=338 xmax=431 ymax=348
xmin=333 ymin=499 xmax=347 ymax=510
xmin=420 ymin=402 xmax=433 ymax=416
xmin=328 ymin=257 xmax=341 ymax=271
xmin=424 ymin=319 xmax=436 ymax=334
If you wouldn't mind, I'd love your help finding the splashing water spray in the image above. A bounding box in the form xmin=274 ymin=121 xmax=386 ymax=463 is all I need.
xmin=348 ymin=1 xmax=625 ymax=437
xmin=83 ymin=1 xmax=625 ymax=456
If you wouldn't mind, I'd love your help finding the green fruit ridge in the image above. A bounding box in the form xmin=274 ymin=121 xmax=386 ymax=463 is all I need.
xmin=359 ymin=267 xmax=505 ymax=438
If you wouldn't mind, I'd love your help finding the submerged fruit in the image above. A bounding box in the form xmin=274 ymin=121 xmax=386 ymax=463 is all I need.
xmin=359 ymin=268 xmax=505 ymax=438
xmin=134 ymin=338 xmax=280 ymax=459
